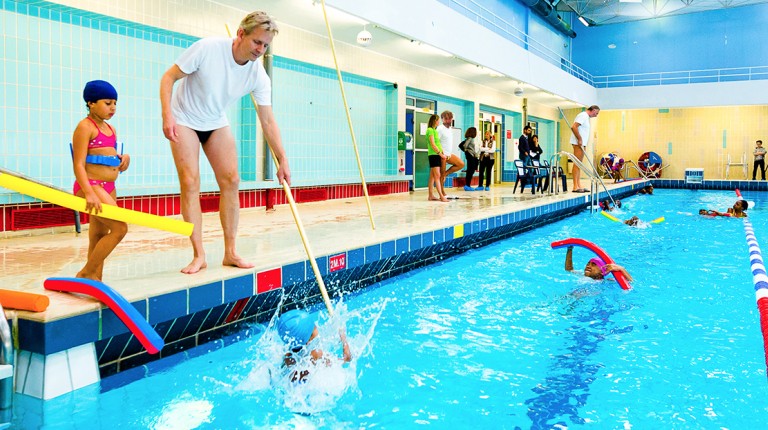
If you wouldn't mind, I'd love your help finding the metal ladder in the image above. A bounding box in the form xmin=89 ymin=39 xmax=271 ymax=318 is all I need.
xmin=0 ymin=303 xmax=14 ymax=428
xmin=548 ymin=151 xmax=617 ymax=213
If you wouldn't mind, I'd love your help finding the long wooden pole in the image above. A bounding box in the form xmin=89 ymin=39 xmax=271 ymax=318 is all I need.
xmin=319 ymin=0 xmax=376 ymax=230
xmin=226 ymin=25 xmax=334 ymax=316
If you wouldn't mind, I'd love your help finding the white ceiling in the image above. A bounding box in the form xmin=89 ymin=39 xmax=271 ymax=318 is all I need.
xmin=557 ymin=0 xmax=768 ymax=25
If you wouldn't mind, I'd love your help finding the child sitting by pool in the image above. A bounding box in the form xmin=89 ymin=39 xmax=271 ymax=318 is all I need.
xmin=699 ymin=200 xmax=748 ymax=218
xmin=276 ymin=309 xmax=352 ymax=383
xmin=564 ymin=246 xmax=633 ymax=281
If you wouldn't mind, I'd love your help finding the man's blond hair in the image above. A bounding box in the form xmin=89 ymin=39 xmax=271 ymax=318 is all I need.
xmin=240 ymin=11 xmax=279 ymax=35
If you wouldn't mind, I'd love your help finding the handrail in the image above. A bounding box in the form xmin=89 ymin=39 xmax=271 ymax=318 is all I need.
xmin=0 ymin=303 xmax=14 ymax=424
xmin=549 ymin=151 xmax=606 ymax=212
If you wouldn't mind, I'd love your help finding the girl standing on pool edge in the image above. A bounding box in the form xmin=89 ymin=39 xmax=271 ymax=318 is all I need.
xmin=71 ymin=80 xmax=131 ymax=280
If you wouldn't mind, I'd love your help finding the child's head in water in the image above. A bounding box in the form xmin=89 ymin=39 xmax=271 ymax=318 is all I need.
xmin=584 ymin=257 xmax=607 ymax=280
xmin=277 ymin=309 xmax=318 ymax=351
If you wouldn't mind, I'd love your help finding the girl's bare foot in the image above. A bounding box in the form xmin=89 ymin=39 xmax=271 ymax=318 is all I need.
xmin=181 ymin=257 xmax=208 ymax=274
xmin=75 ymin=270 xmax=101 ymax=281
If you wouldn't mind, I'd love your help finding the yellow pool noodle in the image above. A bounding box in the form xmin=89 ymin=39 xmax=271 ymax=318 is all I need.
xmin=599 ymin=211 xmax=620 ymax=222
xmin=651 ymin=216 xmax=665 ymax=224
xmin=0 ymin=172 xmax=193 ymax=236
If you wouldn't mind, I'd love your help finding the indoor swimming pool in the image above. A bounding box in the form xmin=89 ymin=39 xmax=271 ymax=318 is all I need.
xmin=13 ymin=188 xmax=768 ymax=429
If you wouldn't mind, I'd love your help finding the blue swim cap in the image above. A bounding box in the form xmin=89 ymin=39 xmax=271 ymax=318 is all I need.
xmin=276 ymin=310 xmax=317 ymax=349
xmin=83 ymin=80 xmax=118 ymax=103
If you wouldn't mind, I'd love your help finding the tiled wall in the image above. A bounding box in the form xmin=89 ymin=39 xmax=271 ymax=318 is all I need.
xmin=0 ymin=0 xmax=403 ymax=208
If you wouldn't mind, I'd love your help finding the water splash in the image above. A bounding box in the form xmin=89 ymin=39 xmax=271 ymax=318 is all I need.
xmin=235 ymin=297 xmax=390 ymax=415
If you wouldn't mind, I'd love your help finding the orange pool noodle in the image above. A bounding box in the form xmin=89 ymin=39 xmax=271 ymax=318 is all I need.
xmin=0 ymin=289 xmax=50 ymax=312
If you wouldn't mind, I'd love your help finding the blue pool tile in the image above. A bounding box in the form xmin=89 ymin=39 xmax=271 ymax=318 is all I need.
xmin=381 ymin=240 xmax=395 ymax=259
xmin=410 ymin=234 xmax=422 ymax=250
xmin=149 ymin=290 xmax=187 ymax=324
xmin=434 ymin=228 xmax=445 ymax=244
xmin=396 ymin=237 xmax=409 ymax=254
xmin=224 ymin=273 xmax=254 ymax=303
xmin=19 ymin=312 xmax=99 ymax=355
xmin=480 ymin=218 xmax=488 ymax=231
xmin=444 ymin=226 xmax=453 ymax=240
xmin=421 ymin=231 xmax=434 ymax=247
xmin=347 ymin=247 xmax=365 ymax=269
xmin=102 ymin=300 xmax=148 ymax=339
xmin=365 ymin=244 xmax=381 ymax=264
xmin=189 ymin=281 xmax=223 ymax=314
xmin=315 ymin=256 xmax=329 ymax=276
xmin=282 ymin=261 xmax=306 ymax=285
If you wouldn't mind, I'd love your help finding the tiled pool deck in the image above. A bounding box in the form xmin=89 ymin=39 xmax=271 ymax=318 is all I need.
xmin=3 ymin=177 xmax=766 ymax=398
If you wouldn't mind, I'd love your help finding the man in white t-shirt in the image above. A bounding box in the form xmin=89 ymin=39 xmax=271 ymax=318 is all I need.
xmin=160 ymin=11 xmax=291 ymax=274
xmin=436 ymin=110 xmax=464 ymax=197
xmin=569 ymin=105 xmax=600 ymax=193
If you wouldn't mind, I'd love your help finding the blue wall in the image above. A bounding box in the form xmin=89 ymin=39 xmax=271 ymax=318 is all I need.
xmin=572 ymin=4 xmax=768 ymax=76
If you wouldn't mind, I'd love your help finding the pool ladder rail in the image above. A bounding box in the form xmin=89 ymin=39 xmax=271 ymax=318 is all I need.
xmin=548 ymin=151 xmax=617 ymax=213
xmin=0 ymin=303 xmax=13 ymax=429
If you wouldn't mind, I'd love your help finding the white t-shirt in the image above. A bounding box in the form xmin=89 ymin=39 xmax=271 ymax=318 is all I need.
xmin=172 ymin=37 xmax=272 ymax=131
xmin=569 ymin=111 xmax=591 ymax=147
xmin=437 ymin=123 xmax=453 ymax=154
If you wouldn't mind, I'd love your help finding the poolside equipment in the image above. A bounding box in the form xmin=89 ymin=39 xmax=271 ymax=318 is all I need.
xmin=725 ymin=152 xmax=748 ymax=179
xmin=551 ymin=237 xmax=632 ymax=290
xmin=599 ymin=211 xmax=664 ymax=224
xmin=0 ymin=169 xmax=193 ymax=236
xmin=638 ymin=152 xmax=663 ymax=178
xmin=225 ymin=25 xmax=335 ymax=316
xmin=0 ymin=289 xmax=49 ymax=312
xmin=316 ymin=1 xmax=376 ymax=231
xmin=44 ymin=277 xmax=164 ymax=354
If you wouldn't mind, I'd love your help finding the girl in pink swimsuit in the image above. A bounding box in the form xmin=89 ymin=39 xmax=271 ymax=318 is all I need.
xmin=71 ymin=80 xmax=131 ymax=281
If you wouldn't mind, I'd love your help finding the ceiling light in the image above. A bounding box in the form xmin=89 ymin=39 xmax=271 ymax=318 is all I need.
xmin=619 ymin=0 xmax=643 ymax=3
xmin=578 ymin=16 xmax=590 ymax=27
xmin=356 ymin=26 xmax=372 ymax=47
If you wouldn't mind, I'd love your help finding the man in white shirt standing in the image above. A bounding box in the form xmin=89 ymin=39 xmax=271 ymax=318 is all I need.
xmin=160 ymin=11 xmax=291 ymax=274
xmin=436 ymin=110 xmax=465 ymax=197
xmin=569 ymin=105 xmax=600 ymax=193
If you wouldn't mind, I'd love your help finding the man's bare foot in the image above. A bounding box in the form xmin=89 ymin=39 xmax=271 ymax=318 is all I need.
xmin=428 ymin=197 xmax=440 ymax=201
xmin=440 ymin=196 xmax=449 ymax=202
xmin=181 ymin=257 xmax=208 ymax=274
xmin=223 ymin=255 xmax=255 ymax=269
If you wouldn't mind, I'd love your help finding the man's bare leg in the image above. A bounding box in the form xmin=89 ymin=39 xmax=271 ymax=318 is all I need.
xmin=170 ymin=126 xmax=208 ymax=274
xmin=572 ymin=145 xmax=584 ymax=190
xmin=203 ymin=127 xmax=254 ymax=269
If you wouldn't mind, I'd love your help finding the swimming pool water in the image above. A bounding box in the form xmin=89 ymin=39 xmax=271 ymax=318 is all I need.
xmin=15 ymin=189 xmax=768 ymax=429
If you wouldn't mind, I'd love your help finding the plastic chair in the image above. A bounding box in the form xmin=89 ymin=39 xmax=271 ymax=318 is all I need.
xmin=532 ymin=159 xmax=550 ymax=192
xmin=513 ymin=159 xmax=537 ymax=194
xmin=725 ymin=153 xmax=748 ymax=179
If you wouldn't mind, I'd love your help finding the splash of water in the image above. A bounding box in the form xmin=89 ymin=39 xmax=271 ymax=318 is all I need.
xmin=235 ymin=297 xmax=390 ymax=415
